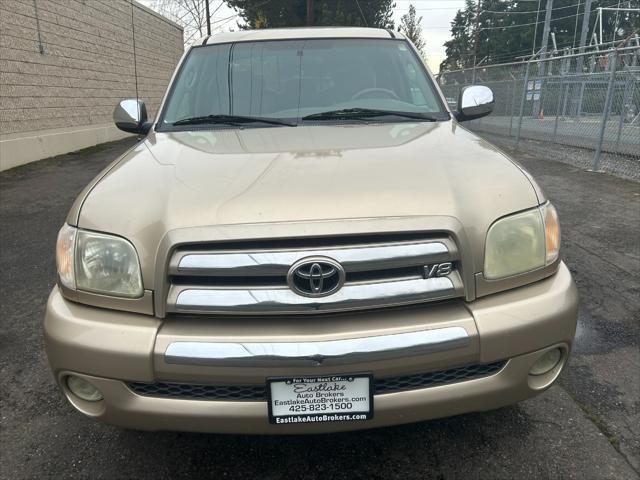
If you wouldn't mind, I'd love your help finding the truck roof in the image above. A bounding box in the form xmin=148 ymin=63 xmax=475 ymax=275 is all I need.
xmin=199 ymin=27 xmax=406 ymax=46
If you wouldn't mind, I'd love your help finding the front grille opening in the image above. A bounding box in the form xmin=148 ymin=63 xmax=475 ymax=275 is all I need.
xmin=164 ymin=296 xmax=461 ymax=321
xmin=171 ymin=275 xmax=286 ymax=287
xmin=174 ymin=232 xmax=445 ymax=252
xmin=171 ymin=265 xmax=430 ymax=288
xmin=127 ymin=361 xmax=506 ymax=401
xmin=346 ymin=264 xmax=449 ymax=283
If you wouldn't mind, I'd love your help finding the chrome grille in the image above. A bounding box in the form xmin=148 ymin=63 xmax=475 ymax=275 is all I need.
xmin=127 ymin=361 xmax=506 ymax=401
xmin=166 ymin=234 xmax=463 ymax=315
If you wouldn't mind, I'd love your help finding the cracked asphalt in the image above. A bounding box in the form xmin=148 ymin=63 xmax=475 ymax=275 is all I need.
xmin=0 ymin=135 xmax=638 ymax=479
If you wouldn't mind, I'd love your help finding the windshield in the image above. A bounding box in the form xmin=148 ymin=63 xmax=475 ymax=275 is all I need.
xmin=159 ymin=38 xmax=448 ymax=129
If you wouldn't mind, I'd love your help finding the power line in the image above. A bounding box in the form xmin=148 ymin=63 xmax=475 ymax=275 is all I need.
xmin=479 ymin=0 xmax=627 ymax=30
xmin=480 ymin=1 xmax=587 ymax=15
xmin=452 ymin=41 xmax=592 ymax=66
xmin=183 ymin=28 xmax=203 ymax=45
xmin=476 ymin=0 xmax=636 ymax=17
xmin=457 ymin=36 xmax=584 ymax=59
xmin=481 ymin=13 xmax=575 ymax=30
xmin=455 ymin=41 xmax=570 ymax=60
xmin=480 ymin=9 xmax=583 ymax=30
xmin=210 ymin=0 xmax=273 ymax=26
xmin=211 ymin=12 xmax=240 ymax=25
xmin=395 ymin=7 xmax=462 ymax=10
xmin=153 ymin=0 xmax=224 ymax=32
xmin=210 ymin=0 xmax=225 ymax=17
xmin=421 ymin=0 xmax=631 ymax=16
xmin=354 ymin=0 xmax=368 ymax=26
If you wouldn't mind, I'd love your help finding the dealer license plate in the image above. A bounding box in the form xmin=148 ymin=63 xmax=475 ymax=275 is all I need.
xmin=267 ymin=374 xmax=373 ymax=425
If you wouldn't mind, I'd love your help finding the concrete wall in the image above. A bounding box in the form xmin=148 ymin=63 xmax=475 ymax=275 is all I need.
xmin=0 ymin=0 xmax=184 ymax=171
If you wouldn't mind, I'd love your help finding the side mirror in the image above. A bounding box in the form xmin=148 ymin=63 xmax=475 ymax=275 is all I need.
xmin=113 ymin=99 xmax=151 ymax=135
xmin=455 ymin=85 xmax=494 ymax=122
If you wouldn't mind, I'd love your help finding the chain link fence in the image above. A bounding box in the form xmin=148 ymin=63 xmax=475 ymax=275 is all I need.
xmin=438 ymin=41 xmax=640 ymax=180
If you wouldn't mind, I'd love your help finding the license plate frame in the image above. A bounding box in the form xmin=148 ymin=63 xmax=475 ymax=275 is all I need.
xmin=267 ymin=374 xmax=374 ymax=425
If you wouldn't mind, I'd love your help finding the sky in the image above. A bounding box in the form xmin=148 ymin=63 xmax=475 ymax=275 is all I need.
xmin=140 ymin=0 xmax=466 ymax=71
xmin=392 ymin=0 xmax=466 ymax=71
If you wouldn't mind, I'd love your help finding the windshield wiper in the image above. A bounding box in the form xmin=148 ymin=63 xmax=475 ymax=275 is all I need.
xmin=172 ymin=114 xmax=296 ymax=127
xmin=302 ymin=108 xmax=442 ymax=122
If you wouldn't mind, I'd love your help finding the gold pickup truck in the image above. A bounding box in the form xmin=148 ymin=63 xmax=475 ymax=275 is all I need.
xmin=45 ymin=27 xmax=578 ymax=434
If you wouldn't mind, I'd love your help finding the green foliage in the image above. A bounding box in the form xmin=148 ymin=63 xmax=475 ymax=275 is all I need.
xmin=226 ymin=0 xmax=396 ymax=29
xmin=398 ymin=4 xmax=426 ymax=54
xmin=440 ymin=0 xmax=640 ymax=73
xmin=440 ymin=0 xmax=476 ymax=72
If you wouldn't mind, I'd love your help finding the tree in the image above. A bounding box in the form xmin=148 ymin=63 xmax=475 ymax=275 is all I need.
xmin=398 ymin=4 xmax=425 ymax=55
xmin=225 ymin=0 xmax=396 ymax=29
xmin=439 ymin=0 xmax=640 ymax=73
xmin=150 ymin=0 xmax=226 ymax=45
xmin=440 ymin=0 xmax=475 ymax=72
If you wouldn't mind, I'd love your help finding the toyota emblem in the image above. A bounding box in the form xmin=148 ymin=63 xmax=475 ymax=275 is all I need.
xmin=287 ymin=257 xmax=346 ymax=297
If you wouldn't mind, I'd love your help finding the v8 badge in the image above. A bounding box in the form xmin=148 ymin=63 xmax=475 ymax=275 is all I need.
xmin=424 ymin=262 xmax=453 ymax=279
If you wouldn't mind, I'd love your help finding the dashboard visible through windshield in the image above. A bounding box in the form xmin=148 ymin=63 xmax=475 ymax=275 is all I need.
xmin=158 ymin=38 xmax=448 ymax=129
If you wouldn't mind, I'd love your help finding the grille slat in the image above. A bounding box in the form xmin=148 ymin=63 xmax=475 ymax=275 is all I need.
xmin=127 ymin=361 xmax=506 ymax=401
xmin=171 ymin=241 xmax=452 ymax=277
xmin=169 ymin=276 xmax=458 ymax=315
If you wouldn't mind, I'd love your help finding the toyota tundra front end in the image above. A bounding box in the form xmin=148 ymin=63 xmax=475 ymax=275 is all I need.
xmin=44 ymin=27 xmax=578 ymax=434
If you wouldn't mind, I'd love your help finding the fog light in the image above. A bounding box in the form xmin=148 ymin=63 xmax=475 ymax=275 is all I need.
xmin=66 ymin=375 xmax=103 ymax=402
xmin=530 ymin=348 xmax=562 ymax=376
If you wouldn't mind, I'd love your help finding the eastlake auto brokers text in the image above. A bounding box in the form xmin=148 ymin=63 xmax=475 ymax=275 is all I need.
xmin=273 ymin=413 xmax=368 ymax=424
xmin=274 ymin=378 xmax=367 ymax=405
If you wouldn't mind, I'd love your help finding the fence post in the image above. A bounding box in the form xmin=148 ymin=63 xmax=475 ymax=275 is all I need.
xmin=553 ymin=73 xmax=565 ymax=141
xmin=515 ymin=61 xmax=531 ymax=146
xmin=509 ymin=78 xmax=517 ymax=136
xmin=615 ymin=70 xmax=632 ymax=146
xmin=593 ymin=52 xmax=617 ymax=171
xmin=616 ymin=46 xmax=639 ymax=147
xmin=561 ymin=74 xmax=571 ymax=117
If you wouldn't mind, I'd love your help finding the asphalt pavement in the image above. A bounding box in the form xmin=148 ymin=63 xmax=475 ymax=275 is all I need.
xmin=0 ymin=135 xmax=638 ymax=480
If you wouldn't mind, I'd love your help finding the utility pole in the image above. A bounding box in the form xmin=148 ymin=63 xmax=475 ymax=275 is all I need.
xmin=539 ymin=0 xmax=554 ymax=62
xmin=573 ymin=0 xmax=593 ymax=116
xmin=306 ymin=0 xmax=314 ymax=26
xmin=532 ymin=0 xmax=553 ymax=116
xmin=205 ymin=0 xmax=211 ymax=35
xmin=471 ymin=0 xmax=482 ymax=84
xmin=612 ymin=0 xmax=622 ymax=43
xmin=532 ymin=0 xmax=542 ymax=55
xmin=598 ymin=7 xmax=603 ymax=44
xmin=578 ymin=0 xmax=593 ymax=53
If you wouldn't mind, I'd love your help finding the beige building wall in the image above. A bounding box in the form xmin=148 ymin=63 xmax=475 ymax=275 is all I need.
xmin=0 ymin=0 xmax=184 ymax=171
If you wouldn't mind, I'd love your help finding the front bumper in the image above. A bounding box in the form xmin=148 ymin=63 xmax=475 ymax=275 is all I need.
xmin=44 ymin=263 xmax=578 ymax=434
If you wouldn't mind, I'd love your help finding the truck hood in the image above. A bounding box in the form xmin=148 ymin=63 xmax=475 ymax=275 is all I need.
xmin=75 ymin=121 xmax=542 ymax=287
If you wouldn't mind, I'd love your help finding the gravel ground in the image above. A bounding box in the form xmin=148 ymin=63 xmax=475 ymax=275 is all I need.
xmin=0 ymin=136 xmax=638 ymax=479
xmin=474 ymin=129 xmax=640 ymax=182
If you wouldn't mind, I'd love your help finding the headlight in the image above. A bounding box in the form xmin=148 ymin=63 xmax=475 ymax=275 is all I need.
xmin=55 ymin=225 xmax=143 ymax=298
xmin=484 ymin=202 xmax=560 ymax=280
xmin=76 ymin=230 xmax=143 ymax=297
